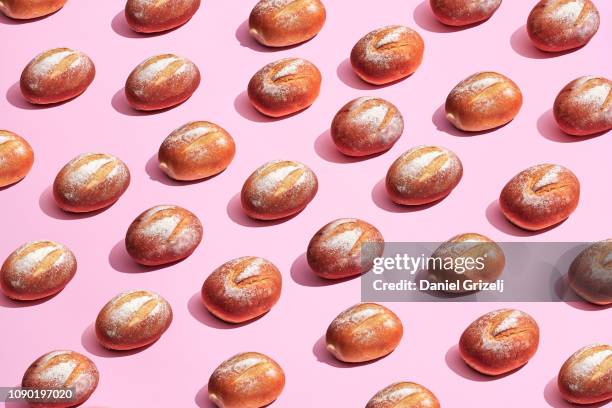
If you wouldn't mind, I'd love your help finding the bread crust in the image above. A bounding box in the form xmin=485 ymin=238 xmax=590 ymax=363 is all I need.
xmin=557 ymin=344 xmax=612 ymax=404
xmin=0 ymin=0 xmax=67 ymax=19
xmin=568 ymin=240 xmax=612 ymax=305
xmin=0 ymin=130 xmax=34 ymax=187
xmin=125 ymin=0 xmax=200 ymax=33
xmin=366 ymin=381 xmax=441 ymax=408
xmin=430 ymin=0 xmax=502 ymax=26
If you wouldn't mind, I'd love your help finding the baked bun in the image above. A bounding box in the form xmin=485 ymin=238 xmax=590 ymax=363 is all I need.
xmin=0 ymin=130 xmax=34 ymax=187
xmin=20 ymin=47 xmax=95 ymax=105
xmin=125 ymin=205 xmax=203 ymax=265
xmin=1 ymin=240 xmax=76 ymax=301
xmin=0 ymin=0 xmax=67 ymax=19
xmin=430 ymin=0 xmax=502 ymax=26
xmin=557 ymin=344 xmax=612 ymax=405
xmin=208 ymin=352 xmax=285 ymax=408
xmin=366 ymin=381 xmax=440 ymax=408
xmin=553 ymin=76 xmax=612 ymax=136
xmin=445 ymin=71 xmax=523 ymax=131
xmin=125 ymin=0 xmax=200 ymax=33
xmin=158 ymin=121 xmax=235 ymax=181
xmin=331 ymin=97 xmax=404 ymax=156
xmin=326 ymin=303 xmax=403 ymax=363
xmin=249 ymin=0 xmax=326 ymax=47
xmin=568 ymin=240 xmax=612 ymax=305
xmin=307 ymin=218 xmax=384 ymax=279
xmin=459 ymin=309 xmax=540 ymax=375
xmin=428 ymin=233 xmax=505 ymax=293
xmin=385 ymin=145 xmax=463 ymax=205
xmin=125 ymin=54 xmax=200 ymax=111
xmin=350 ymin=25 xmax=424 ymax=85
xmin=201 ymin=256 xmax=282 ymax=323
xmin=499 ymin=163 xmax=580 ymax=230
xmin=247 ymin=57 xmax=321 ymax=117
xmin=53 ymin=152 xmax=130 ymax=213
xmin=241 ymin=160 xmax=318 ymax=220
xmin=22 ymin=350 xmax=98 ymax=408
xmin=527 ymin=0 xmax=600 ymax=52
xmin=95 ymin=289 xmax=172 ymax=350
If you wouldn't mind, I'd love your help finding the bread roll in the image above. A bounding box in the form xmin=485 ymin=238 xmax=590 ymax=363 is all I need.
xmin=249 ymin=0 xmax=326 ymax=47
xmin=326 ymin=303 xmax=403 ymax=363
xmin=241 ymin=160 xmax=318 ymax=220
xmin=331 ymin=97 xmax=404 ymax=156
xmin=202 ymin=256 xmax=282 ymax=323
xmin=428 ymin=233 xmax=505 ymax=293
xmin=445 ymin=71 xmax=523 ymax=131
xmin=0 ymin=0 xmax=67 ymax=19
xmin=459 ymin=309 xmax=539 ymax=375
xmin=527 ymin=0 xmax=600 ymax=52
xmin=125 ymin=54 xmax=200 ymax=111
xmin=125 ymin=205 xmax=203 ymax=265
xmin=0 ymin=130 xmax=34 ymax=187
xmin=158 ymin=121 xmax=235 ymax=181
xmin=247 ymin=57 xmax=321 ymax=117
xmin=307 ymin=218 xmax=384 ymax=279
xmin=385 ymin=145 xmax=463 ymax=205
xmin=22 ymin=350 xmax=98 ymax=408
xmin=366 ymin=381 xmax=440 ymax=408
xmin=1 ymin=240 xmax=76 ymax=301
xmin=53 ymin=153 xmax=130 ymax=213
xmin=553 ymin=76 xmax=612 ymax=136
xmin=95 ymin=289 xmax=172 ymax=350
xmin=20 ymin=48 xmax=95 ymax=105
xmin=568 ymin=240 xmax=611 ymax=305
xmin=208 ymin=352 xmax=285 ymax=408
xmin=558 ymin=344 xmax=612 ymax=405
xmin=350 ymin=25 xmax=424 ymax=85
xmin=430 ymin=0 xmax=502 ymax=26
xmin=499 ymin=163 xmax=580 ymax=231
xmin=125 ymin=0 xmax=200 ymax=33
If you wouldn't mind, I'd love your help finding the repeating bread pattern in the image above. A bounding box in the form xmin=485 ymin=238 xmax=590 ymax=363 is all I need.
xmin=1 ymin=0 xmax=610 ymax=407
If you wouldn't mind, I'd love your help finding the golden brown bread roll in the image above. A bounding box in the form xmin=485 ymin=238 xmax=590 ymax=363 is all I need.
xmin=331 ymin=97 xmax=404 ymax=156
xmin=428 ymin=233 xmax=505 ymax=293
xmin=459 ymin=309 xmax=540 ymax=375
xmin=241 ymin=160 xmax=318 ymax=220
xmin=95 ymin=289 xmax=173 ymax=350
xmin=125 ymin=205 xmax=203 ymax=265
xmin=326 ymin=303 xmax=403 ymax=363
xmin=445 ymin=71 xmax=522 ymax=131
xmin=201 ymin=256 xmax=282 ymax=323
xmin=557 ymin=344 xmax=612 ymax=405
xmin=385 ymin=145 xmax=463 ymax=205
xmin=0 ymin=0 xmax=67 ymax=19
xmin=350 ymin=25 xmax=424 ymax=85
xmin=158 ymin=121 xmax=235 ymax=181
xmin=430 ymin=0 xmax=502 ymax=26
xmin=553 ymin=76 xmax=612 ymax=136
xmin=22 ymin=350 xmax=99 ymax=408
xmin=125 ymin=0 xmax=200 ymax=33
xmin=125 ymin=54 xmax=200 ymax=111
xmin=307 ymin=218 xmax=384 ymax=279
xmin=249 ymin=0 xmax=326 ymax=47
xmin=53 ymin=153 xmax=130 ymax=213
xmin=20 ymin=48 xmax=95 ymax=105
xmin=568 ymin=240 xmax=612 ymax=305
xmin=527 ymin=0 xmax=600 ymax=52
xmin=208 ymin=352 xmax=285 ymax=408
xmin=499 ymin=163 xmax=580 ymax=231
xmin=0 ymin=130 xmax=34 ymax=187
xmin=366 ymin=381 xmax=440 ymax=408
xmin=1 ymin=240 xmax=76 ymax=301
xmin=247 ymin=57 xmax=321 ymax=117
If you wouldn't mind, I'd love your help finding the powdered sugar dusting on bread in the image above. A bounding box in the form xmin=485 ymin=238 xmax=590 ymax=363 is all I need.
xmin=375 ymin=26 xmax=408 ymax=48
xmin=454 ymin=74 xmax=503 ymax=96
xmin=144 ymin=214 xmax=181 ymax=239
xmin=564 ymin=344 xmax=612 ymax=392
xmin=400 ymin=149 xmax=445 ymax=178
xmin=235 ymin=257 xmax=266 ymax=283
xmin=137 ymin=55 xmax=179 ymax=82
xmin=0 ymin=133 xmax=15 ymax=144
xmin=493 ymin=310 xmax=523 ymax=336
xmin=253 ymin=161 xmax=302 ymax=193
xmin=273 ymin=59 xmax=305 ymax=80
xmin=550 ymin=0 xmax=583 ymax=22
xmin=31 ymin=50 xmax=75 ymax=77
xmin=323 ymin=227 xmax=362 ymax=252
xmin=533 ymin=165 xmax=561 ymax=191
xmin=572 ymin=348 xmax=611 ymax=376
xmin=38 ymin=360 xmax=77 ymax=384
xmin=109 ymin=292 xmax=153 ymax=324
xmin=66 ymin=155 xmax=113 ymax=185
xmin=332 ymin=304 xmax=382 ymax=328
xmin=577 ymin=83 xmax=610 ymax=106
xmin=12 ymin=242 xmax=65 ymax=277
xmin=369 ymin=383 xmax=418 ymax=405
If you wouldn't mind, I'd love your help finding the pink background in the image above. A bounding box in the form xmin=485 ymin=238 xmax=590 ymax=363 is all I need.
xmin=1 ymin=1 xmax=611 ymax=407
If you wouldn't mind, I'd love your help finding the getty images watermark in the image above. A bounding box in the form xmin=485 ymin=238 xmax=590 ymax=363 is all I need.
xmin=360 ymin=242 xmax=609 ymax=302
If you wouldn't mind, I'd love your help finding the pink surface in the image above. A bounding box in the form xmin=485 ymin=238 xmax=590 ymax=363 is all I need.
xmin=1 ymin=1 xmax=611 ymax=407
